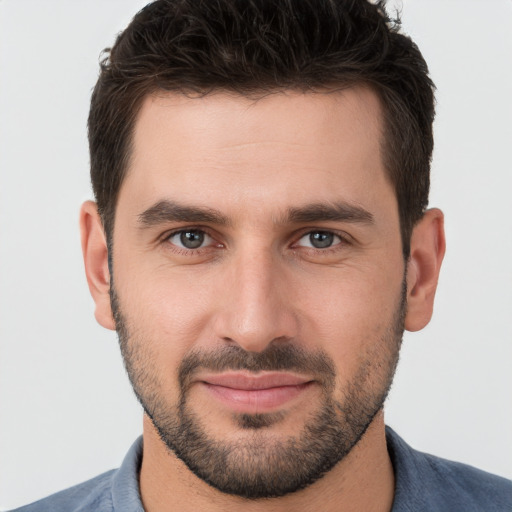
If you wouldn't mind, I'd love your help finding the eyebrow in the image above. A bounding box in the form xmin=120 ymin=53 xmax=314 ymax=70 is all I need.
xmin=138 ymin=199 xmax=374 ymax=228
xmin=138 ymin=200 xmax=230 ymax=227
xmin=285 ymin=202 xmax=374 ymax=225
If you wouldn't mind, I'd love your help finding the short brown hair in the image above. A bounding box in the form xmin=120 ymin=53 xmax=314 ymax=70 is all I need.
xmin=88 ymin=0 xmax=435 ymax=258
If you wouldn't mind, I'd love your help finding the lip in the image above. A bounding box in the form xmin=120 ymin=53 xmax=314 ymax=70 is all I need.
xmin=197 ymin=372 xmax=315 ymax=413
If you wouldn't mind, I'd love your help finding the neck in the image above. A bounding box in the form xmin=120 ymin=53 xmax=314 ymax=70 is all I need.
xmin=139 ymin=412 xmax=395 ymax=512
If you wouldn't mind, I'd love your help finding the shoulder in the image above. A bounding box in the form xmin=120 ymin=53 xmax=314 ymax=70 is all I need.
xmin=9 ymin=436 xmax=144 ymax=512
xmin=8 ymin=470 xmax=117 ymax=512
xmin=386 ymin=427 xmax=512 ymax=512
xmin=416 ymin=451 xmax=512 ymax=511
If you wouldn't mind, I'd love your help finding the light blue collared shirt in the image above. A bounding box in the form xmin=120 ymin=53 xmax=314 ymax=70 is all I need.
xmin=11 ymin=427 xmax=512 ymax=511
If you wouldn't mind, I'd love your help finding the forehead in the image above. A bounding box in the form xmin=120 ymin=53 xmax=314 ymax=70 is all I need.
xmin=120 ymin=87 xmax=393 ymax=222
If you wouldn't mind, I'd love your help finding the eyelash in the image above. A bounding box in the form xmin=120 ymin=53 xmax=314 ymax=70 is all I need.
xmin=163 ymin=228 xmax=222 ymax=256
xmin=161 ymin=228 xmax=351 ymax=256
xmin=294 ymin=231 xmax=344 ymax=251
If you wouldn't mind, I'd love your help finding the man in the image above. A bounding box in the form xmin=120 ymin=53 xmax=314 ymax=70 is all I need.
xmin=10 ymin=0 xmax=511 ymax=511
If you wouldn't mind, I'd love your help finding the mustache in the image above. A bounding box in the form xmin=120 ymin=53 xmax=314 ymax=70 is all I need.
xmin=178 ymin=343 xmax=336 ymax=391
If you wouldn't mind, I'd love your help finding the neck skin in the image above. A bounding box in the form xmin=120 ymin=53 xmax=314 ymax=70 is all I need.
xmin=139 ymin=411 xmax=395 ymax=512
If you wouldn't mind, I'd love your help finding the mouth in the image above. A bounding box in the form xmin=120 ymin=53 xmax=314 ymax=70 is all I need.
xmin=197 ymin=372 xmax=315 ymax=414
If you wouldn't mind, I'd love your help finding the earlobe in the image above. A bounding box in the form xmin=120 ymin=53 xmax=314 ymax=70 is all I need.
xmin=405 ymin=208 xmax=446 ymax=332
xmin=79 ymin=201 xmax=116 ymax=331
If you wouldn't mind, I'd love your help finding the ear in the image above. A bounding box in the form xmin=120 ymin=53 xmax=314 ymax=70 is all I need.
xmin=79 ymin=201 xmax=115 ymax=330
xmin=405 ymin=208 xmax=446 ymax=332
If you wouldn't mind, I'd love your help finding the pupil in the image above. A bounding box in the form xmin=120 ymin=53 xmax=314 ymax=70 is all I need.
xmin=310 ymin=232 xmax=333 ymax=248
xmin=180 ymin=231 xmax=204 ymax=249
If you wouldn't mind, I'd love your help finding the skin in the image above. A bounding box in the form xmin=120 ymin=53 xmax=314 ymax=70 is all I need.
xmin=81 ymin=87 xmax=445 ymax=511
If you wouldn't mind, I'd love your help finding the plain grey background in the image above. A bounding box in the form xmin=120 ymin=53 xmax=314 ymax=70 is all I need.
xmin=1 ymin=0 xmax=511 ymax=509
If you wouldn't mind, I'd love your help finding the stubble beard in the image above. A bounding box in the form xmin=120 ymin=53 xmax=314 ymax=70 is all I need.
xmin=111 ymin=280 xmax=406 ymax=499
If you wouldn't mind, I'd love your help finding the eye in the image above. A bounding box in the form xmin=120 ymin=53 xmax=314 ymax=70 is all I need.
xmin=296 ymin=231 xmax=343 ymax=249
xmin=167 ymin=229 xmax=213 ymax=250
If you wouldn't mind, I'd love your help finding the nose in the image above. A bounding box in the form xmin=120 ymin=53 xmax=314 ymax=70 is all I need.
xmin=213 ymin=248 xmax=298 ymax=353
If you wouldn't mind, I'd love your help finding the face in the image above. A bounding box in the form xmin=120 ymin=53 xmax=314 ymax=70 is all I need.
xmin=110 ymin=88 xmax=407 ymax=498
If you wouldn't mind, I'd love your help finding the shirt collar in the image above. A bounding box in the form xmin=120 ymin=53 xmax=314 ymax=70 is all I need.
xmin=111 ymin=436 xmax=145 ymax=512
xmin=110 ymin=428 xmax=420 ymax=511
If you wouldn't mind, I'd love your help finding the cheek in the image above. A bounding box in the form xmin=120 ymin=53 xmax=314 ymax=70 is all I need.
xmin=295 ymin=265 xmax=403 ymax=368
xmin=117 ymin=266 xmax=217 ymax=357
